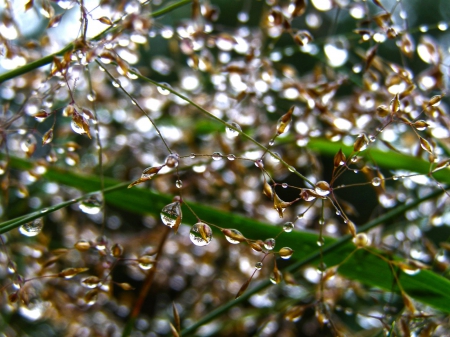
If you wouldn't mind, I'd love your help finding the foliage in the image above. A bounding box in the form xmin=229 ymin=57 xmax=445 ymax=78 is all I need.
xmin=1 ymin=0 xmax=450 ymax=336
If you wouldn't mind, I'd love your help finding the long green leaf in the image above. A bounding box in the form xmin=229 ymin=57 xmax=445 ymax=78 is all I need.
xmin=3 ymin=156 xmax=450 ymax=321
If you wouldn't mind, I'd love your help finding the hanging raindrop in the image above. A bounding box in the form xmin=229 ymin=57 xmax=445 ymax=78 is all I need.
xmin=279 ymin=247 xmax=294 ymax=259
xmin=283 ymin=222 xmax=294 ymax=232
xmin=19 ymin=218 xmax=43 ymax=237
xmin=189 ymin=222 xmax=213 ymax=246
xmin=371 ymin=177 xmax=381 ymax=186
xmin=225 ymin=122 xmax=242 ymax=138
xmin=264 ymin=238 xmax=276 ymax=250
xmin=223 ymin=228 xmax=245 ymax=244
xmin=79 ymin=193 xmax=103 ymax=214
xmin=165 ymin=153 xmax=179 ymax=168
xmin=212 ymin=152 xmax=222 ymax=160
xmin=160 ymin=202 xmax=182 ymax=228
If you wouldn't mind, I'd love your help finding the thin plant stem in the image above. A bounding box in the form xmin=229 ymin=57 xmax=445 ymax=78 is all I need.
xmin=122 ymin=226 xmax=172 ymax=337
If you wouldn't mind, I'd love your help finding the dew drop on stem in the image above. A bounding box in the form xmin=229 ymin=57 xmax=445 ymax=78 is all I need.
xmin=371 ymin=177 xmax=381 ymax=186
xmin=79 ymin=193 xmax=103 ymax=214
xmin=283 ymin=222 xmax=294 ymax=232
xmin=227 ymin=154 xmax=236 ymax=161
xmin=279 ymin=247 xmax=294 ymax=259
xmin=190 ymin=222 xmax=213 ymax=246
xmin=161 ymin=202 xmax=182 ymax=228
xmin=165 ymin=153 xmax=179 ymax=168
xmin=19 ymin=218 xmax=43 ymax=237
xmin=175 ymin=180 xmax=183 ymax=188
xmin=223 ymin=228 xmax=244 ymax=244
xmin=264 ymin=238 xmax=276 ymax=250
xmin=212 ymin=152 xmax=222 ymax=161
xmin=225 ymin=122 xmax=241 ymax=138
xmin=255 ymin=262 xmax=263 ymax=270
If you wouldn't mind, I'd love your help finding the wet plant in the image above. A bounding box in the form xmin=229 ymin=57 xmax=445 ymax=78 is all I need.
xmin=1 ymin=0 xmax=450 ymax=336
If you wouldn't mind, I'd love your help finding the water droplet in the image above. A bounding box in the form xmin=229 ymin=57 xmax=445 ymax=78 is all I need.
xmin=317 ymin=237 xmax=325 ymax=246
xmin=157 ymin=83 xmax=171 ymax=95
xmin=336 ymin=210 xmax=341 ymax=216
xmin=269 ymin=139 xmax=275 ymax=146
xmin=81 ymin=276 xmax=101 ymax=289
xmin=255 ymin=159 xmax=264 ymax=168
xmin=19 ymin=219 xmax=43 ymax=237
xmin=223 ymin=228 xmax=244 ymax=244
xmin=138 ymin=255 xmax=155 ymax=270
xmin=255 ymin=262 xmax=263 ymax=270
xmin=264 ymin=238 xmax=276 ymax=250
xmin=190 ymin=222 xmax=213 ymax=246
xmin=317 ymin=262 xmax=327 ymax=273
xmin=161 ymin=202 xmax=182 ymax=228
xmin=353 ymin=133 xmax=369 ymax=152
xmin=314 ymin=181 xmax=330 ymax=196
xmin=351 ymin=156 xmax=358 ymax=163
xmin=212 ymin=152 xmax=222 ymax=161
xmin=20 ymin=135 xmax=37 ymax=156
xmin=225 ymin=122 xmax=242 ymax=138
xmin=227 ymin=154 xmax=236 ymax=161
xmin=318 ymin=219 xmax=325 ymax=226
xmin=324 ymin=36 xmax=349 ymax=67
xmin=176 ymin=180 xmax=183 ymax=188
xmin=371 ymin=177 xmax=381 ymax=187
xmin=87 ymin=92 xmax=97 ymax=101
xmin=283 ymin=222 xmax=294 ymax=232
xmin=112 ymin=80 xmax=121 ymax=88
xmin=79 ymin=193 xmax=102 ymax=214
xmin=281 ymin=183 xmax=288 ymax=188
xmin=71 ymin=118 xmax=87 ymax=136
xmin=190 ymin=153 xmax=196 ymax=159
xmin=352 ymin=233 xmax=369 ymax=247
xmin=392 ymin=175 xmax=398 ymax=180
xmin=297 ymin=213 xmax=304 ymax=219
xmin=288 ymin=166 xmax=296 ymax=172
xmin=279 ymin=247 xmax=294 ymax=259
xmin=165 ymin=153 xmax=179 ymax=168
xmin=369 ymin=135 xmax=376 ymax=142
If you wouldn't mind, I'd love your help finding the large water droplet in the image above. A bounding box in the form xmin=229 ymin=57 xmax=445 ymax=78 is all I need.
xmin=225 ymin=122 xmax=242 ymax=138
xmin=79 ymin=193 xmax=103 ymax=214
xmin=212 ymin=152 xmax=222 ymax=160
xmin=279 ymin=247 xmax=294 ymax=259
xmin=138 ymin=255 xmax=155 ymax=270
xmin=324 ymin=36 xmax=348 ymax=67
xmin=314 ymin=181 xmax=330 ymax=196
xmin=19 ymin=218 xmax=43 ymax=237
xmin=224 ymin=228 xmax=244 ymax=244
xmin=165 ymin=153 xmax=179 ymax=168
xmin=283 ymin=222 xmax=294 ymax=232
xmin=189 ymin=222 xmax=213 ymax=246
xmin=161 ymin=202 xmax=182 ymax=228
xmin=81 ymin=276 xmax=101 ymax=289
xmin=371 ymin=177 xmax=381 ymax=187
xmin=264 ymin=238 xmax=276 ymax=250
